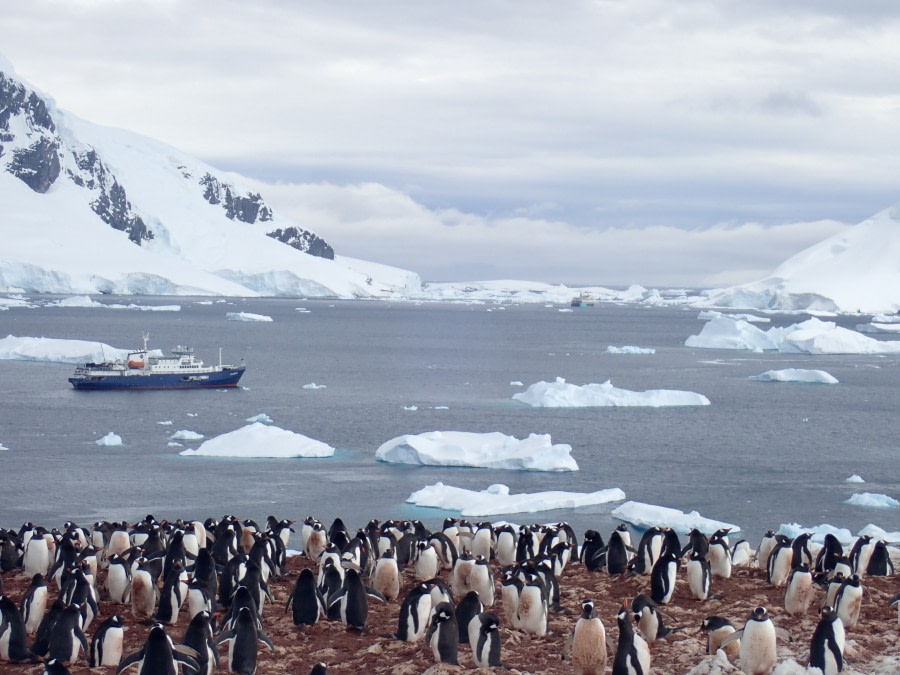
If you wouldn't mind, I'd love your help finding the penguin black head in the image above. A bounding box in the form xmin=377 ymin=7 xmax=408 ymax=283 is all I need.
xmin=750 ymin=606 xmax=768 ymax=622
xmin=310 ymin=664 xmax=328 ymax=675
xmin=701 ymin=616 xmax=733 ymax=631
xmin=580 ymin=599 xmax=594 ymax=619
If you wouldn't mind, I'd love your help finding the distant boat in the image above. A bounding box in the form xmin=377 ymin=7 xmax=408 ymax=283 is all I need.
xmin=68 ymin=333 xmax=245 ymax=390
xmin=570 ymin=292 xmax=595 ymax=308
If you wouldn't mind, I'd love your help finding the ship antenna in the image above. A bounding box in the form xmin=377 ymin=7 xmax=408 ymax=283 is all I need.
xmin=219 ymin=346 xmax=223 ymax=367
xmin=142 ymin=332 xmax=150 ymax=352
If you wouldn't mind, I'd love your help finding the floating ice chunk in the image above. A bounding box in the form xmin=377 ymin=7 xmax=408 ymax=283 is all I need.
xmin=845 ymin=493 xmax=899 ymax=508
xmin=778 ymin=523 xmax=853 ymax=544
xmin=49 ymin=296 xmax=180 ymax=311
xmin=226 ymin=312 xmax=273 ymax=322
xmin=697 ymin=310 xmax=770 ymax=323
xmin=403 ymin=405 xmax=418 ymax=411
xmin=611 ymin=500 xmax=740 ymax=536
xmin=432 ymin=406 xmax=449 ymax=410
xmin=407 ymin=482 xmax=625 ymax=517
xmin=180 ymin=422 xmax=334 ymax=458
xmin=749 ymin=369 xmax=838 ymax=384
xmin=513 ymin=377 xmax=709 ymax=407
xmin=157 ymin=420 xmax=173 ymax=426
xmin=510 ymin=381 xmax=524 ymax=386
xmin=845 ymin=474 xmax=865 ymax=483
xmin=0 ymin=442 xmax=8 ymax=451
xmin=871 ymin=313 xmax=900 ymax=323
xmin=606 ymin=346 xmax=656 ymax=354
xmin=857 ymin=523 xmax=900 ymax=541
xmin=558 ymin=308 xmax=573 ymax=313
xmin=302 ymin=383 xmax=327 ymax=389
xmin=376 ymin=430 xmax=579 ymax=472
xmin=856 ymin=322 xmax=900 ymax=333
xmin=170 ymin=430 xmax=204 ymax=441
xmin=246 ymin=413 xmax=273 ymax=423
xmin=167 ymin=442 xmax=183 ymax=447
xmin=0 ymin=335 xmax=129 ymax=364
xmin=96 ymin=432 xmax=123 ymax=446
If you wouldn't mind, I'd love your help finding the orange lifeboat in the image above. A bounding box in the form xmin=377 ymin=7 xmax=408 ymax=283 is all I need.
xmin=127 ymin=359 xmax=144 ymax=369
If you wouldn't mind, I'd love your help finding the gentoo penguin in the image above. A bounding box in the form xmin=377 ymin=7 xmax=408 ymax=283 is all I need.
xmin=300 ymin=516 xmax=317 ymax=556
xmin=394 ymin=582 xmax=432 ymax=642
xmin=631 ymin=594 xmax=673 ymax=644
xmin=131 ymin=558 xmax=159 ymax=619
xmin=470 ymin=555 xmax=495 ymax=607
xmin=469 ymin=611 xmax=502 ymax=668
xmin=187 ymin=577 xmax=214 ymax=621
xmin=606 ymin=529 xmax=631 ymax=575
xmin=815 ymin=534 xmax=844 ymax=574
xmin=494 ymin=525 xmax=517 ymax=567
xmin=686 ymin=550 xmax=712 ymax=601
xmin=326 ymin=568 xmax=383 ymax=630
xmin=371 ymin=548 xmax=400 ymax=602
xmin=700 ymin=616 xmax=739 ymax=659
xmin=22 ymin=527 xmax=50 ymax=577
xmin=569 ymin=599 xmax=609 ymax=674
xmin=309 ymin=663 xmax=327 ymax=675
xmin=425 ymin=601 xmax=459 ymax=665
xmin=180 ymin=610 xmax=218 ymax=675
xmin=613 ymin=523 xmax=632 ymax=549
xmin=47 ymin=604 xmax=88 ymax=666
xmin=831 ymin=556 xmax=852 ymax=581
xmin=809 ymin=605 xmax=845 ymax=675
xmin=286 ymin=568 xmax=325 ymax=627
xmin=428 ymin=532 xmax=458 ymax=570
xmin=767 ymin=536 xmax=794 ymax=587
xmin=756 ymin=530 xmax=777 ymax=570
xmin=848 ymin=535 xmax=873 ymax=576
xmin=318 ymin=559 xmax=343 ymax=603
xmin=20 ymin=573 xmax=48 ymax=635
xmin=30 ymin=597 xmax=64 ymax=658
xmin=683 ymin=528 xmax=709 ymax=559
xmin=500 ymin=569 xmax=523 ymax=629
xmin=42 ymin=658 xmax=71 ymax=675
xmin=414 ymin=540 xmax=440 ymax=581
xmin=316 ymin=544 xmax=343 ymax=589
xmin=455 ymin=590 xmax=483 ymax=644
xmin=441 ymin=518 xmax=461 ymax=551
xmin=833 ymin=574 xmax=863 ymax=628
xmin=89 ymin=614 xmax=125 ymax=667
xmin=708 ymin=531 xmax=732 ymax=578
xmin=865 ymin=540 xmax=895 ymax=576
xmin=471 ymin=522 xmax=493 ymax=560
xmin=718 ymin=606 xmax=791 ymax=675
xmin=214 ymin=605 xmax=274 ymax=675
xmin=824 ymin=573 xmax=846 ymax=610
xmin=107 ymin=522 xmax=130 ymax=558
xmin=612 ymin=601 xmax=650 ymax=675
xmin=650 ymin=551 xmax=679 ymax=605
xmin=154 ymin=562 xmax=188 ymax=625
xmin=117 ymin=623 xmax=200 ymax=674
xmin=784 ymin=563 xmax=814 ymax=615
xmin=516 ymin=576 xmax=549 ymax=637
xmin=0 ymin=594 xmax=33 ymax=663
xmin=515 ymin=526 xmax=536 ymax=563
xmin=580 ymin=530 xmax=606 ymax=571
xmin=730 ymin=539 xmax=752 ymax=567
xmin=629 ymin=527 xmax=664 ymax=576
xmin=449 ymin=550 xmax=476 ymax=598
xmin=427 ymin=577 xmax=454 ymax=607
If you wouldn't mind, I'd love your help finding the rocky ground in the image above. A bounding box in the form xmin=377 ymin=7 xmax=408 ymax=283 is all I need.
xmin=0 ymin=546 xmax=898 ymax=674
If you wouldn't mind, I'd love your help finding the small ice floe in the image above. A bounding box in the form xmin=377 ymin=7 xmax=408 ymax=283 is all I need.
xmin=406 ymin=482 xmax=626 ymax=517
xmin=845 ymin=493 xmax=899 ymax=508
xmin=0 ymin=442 xmax=8 ymax=451
xmin=748 ymin=368 xmax=838 ymax=384
xmin=558 ymin=308 xmax=574 ymax=313
xmin=606 ymin=345 xmax=656 ymax=354
xmin=302 ymin=383 xmax=327 ymax=390
xmin=49 ymin=296 xmax=180 ymax=311
xmin=845 ymin=474 xmax=866 ymax=483
xmin=855 ymin=322 xmax=900 ymax=333
xmin=778 ymin=523 xmax=853 ymax=545
xmin=513 ymin=377 xmax=709 ymax=407
xmin=857 ymin=523 xmax=900 ymax=541
xmin=697 ymin=310 xmax=770 ymax=323
xmin=179 ymin=422 xmax=335 ymax=458
xmin=295 ymin=307 xmax=310 ymax=313
xmin=226 ymin=312 xmax=273 ymax=322
xmin=95 ymin=432 xmax=123 ymax=447
xmin=611 ymin=500 xmax=739 ymax=536
xmin=167 ymin=442 xmax=183 ymax=447
xmin=170 ymin=430 xmax=204 ymax=441
xmin=196 ymin=301 xmax=213 ymax=305
xmin=246 ymin=413 xmax=273 ymax=424
xmin=376 ymin=430 xmax=579 ymax=471
xmin=157 ymin=420 xmax=173 ymax=426
xmin=186 ymin=413 xmax=198 ymax=417
xmin=403 ymin=405 xmax=418 ymax=411
xmin=510 ymin=381 xmax=524 ymax=386
xmin=432 ymin=406 xmax=449 ymax=410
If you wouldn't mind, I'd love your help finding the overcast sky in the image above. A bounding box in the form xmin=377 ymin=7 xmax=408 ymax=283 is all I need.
xmin=4 ymin=1 xmax=900 ymax=286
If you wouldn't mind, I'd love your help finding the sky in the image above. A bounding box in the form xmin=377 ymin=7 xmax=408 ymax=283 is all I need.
xmin=3 ymin=0 xmax=900 ymax=286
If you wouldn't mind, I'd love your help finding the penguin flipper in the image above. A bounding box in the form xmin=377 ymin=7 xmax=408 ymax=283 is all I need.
xmin=214 ymin=628 xmax=236 ymax=646
xmin=717 ymin=629 xmax=743 ymax=649
xmin=257 ymin=629 xmax=275 ymax=651
xmin=889 ymin=592 xmax=900 ymax=607
xmin=605 ymin=634 xmax=616 ymax=652
xmin=774 ymin=626 xmax=793 ymax=643
xmin=285 ymin=594 xmax=293 ymax=614
xmin=364 ymin=587 xmax=387 ymax=602
xmin=172 ymin=649 xmax=201 ymax=675
xmin=115 ymin=647 xmax=146 ymax=674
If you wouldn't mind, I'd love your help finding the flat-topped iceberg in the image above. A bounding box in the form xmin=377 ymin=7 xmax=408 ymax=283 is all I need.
xmin=845 ymin=493 xmax=899 ymax=508
xmin=170 ymin=430 xmax=204 ymax=441
xmin=0 ymin=335 xmax=132 ymax=364
xmin=749 ymin=369 xmax=838 ymax=384
xmin=50 ymin=295 xmax=180 ymax=311
xmin=180 ymin=422 xmax=334 ymax=458
xmin=606 ymin=346 xmax=656 ymax=354
xmin=407 ymin=482 xmax=626 ymax=517
xmin=376 ymin=431 xmax=578 ymax=471
xmin=226 ymin=312 xmax=273 ymax=322
xmin=611 ymin=500 xmax=739 ymax=536
xmin=513 ymin=377 xmax=709 ymax=408
xmin=686 ymin=316 xmax=900 ymax=354
xmin=856 ymin=322 xmax=900 ymax=334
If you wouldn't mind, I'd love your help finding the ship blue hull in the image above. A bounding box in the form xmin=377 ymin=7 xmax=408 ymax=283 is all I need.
xmin=69 ymin=366 xmax=245 ymax=390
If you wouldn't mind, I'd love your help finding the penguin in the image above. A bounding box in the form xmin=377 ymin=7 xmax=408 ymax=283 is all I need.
xmin=309 ymin=663 xmax=327 ymax=675
xmin=0 ymin=594 xmax=34 ymax=663
xmin=718 ymin=606 xmax=792 ymax=675
xmin=455 ymin=590 xmax=483 ymax=645
xmin=809 ymin=605 xmax=844 ymax=675
xmin=683 ymin=528 xmax=710 ymax=559
xmin=864 ymin=540 xmax=895 ymax=576
xmin=471 ymin=522 xmax=493 ymax=560
xmin=494 ymin=524 xmax=517 ymax=567
xmin=237 ymin=560 xmax=272 ymax=615
xmin=534 ymin=556 xmax=563 ymax=613
xmin=580 ymin=530 xmax=606 ymax=571
xmin=286 ymin=568 xmax=325 ymax=627
xmin=756 ymin=530 xmax=777 ymax=570
xmin=847 ymin=535 xmax=872 ymax=575
xmin=815 ymin=534 xmax=844 ymax=575
xmin=631 ymin=594 xmax=674 ymax=644
xmin=659 ymin=528 xmax=682 ymax=559
xmin=629 ymin=527 xmax=663 ymax=576
xmin=470 ymin=611 xmax=502 ymax=669
xmin=316 ymin=544 xmax=343 ymax=588
xmin=214 ymin=605 xmax=274 ymax=675
xmin=317 ymin=558 xmax=344 ymax=603
xmin=371 ymin=548 xmax=400 ymax=602
xmin=612 ymin=601 xmax=650 ymax=675
xmin=327 ymin=568 xmax=383 ymax=630
xmin=131 ymin=558 xmax=159 ymax=618
xmin=116 ymin=623 xmax=200 ymax=674
xmin=22 ymin=528 xmax=51 ymax=577
xmin=500 ymin=568 xmax=523 ymax=629
xmin=107 ymin=522 xmax=131 ymax=558
xmin=441 ymin=517 xmax=460 ymax=550
xmin=47 ymin=604 xmax=88 ymax=666
xmin=221 ymin=586 xmax=263 ymax=636
xmin=342 ymin=532 xmax=371 ymax=576
xmin=650 ymin=550 xmax=679 ymax=605
xmin=155 ymin=562 xmax=188 ymax=625
xmin=831 ymin=556 xmax=852 ymax=581
xmin=791 ymin=532 xmax=814 ymax=569
xmin=890 ymin=592 xmax=900 ymax=628
xmin=425 ymin=601 xmax=459 ymax=665
xmin=300 ymin=516 xmax=318 ymax=556
xmin=823 ymin=573 xmax=846 ymax=610
xmin=414 ymin=540 xmax=440 ymax=581
xmin=89 ymin=614 xmax=125 ymax=667
xmin=730 ymin=539 xmax=752 ymax=567
xmin=469 ymin=555 xmax=495 ymax=607
xmin=516 ymin=576 xmax=549 ymax=637
xmin=766 ymin=536 xmax=794 ymax=587
xmin=700 ymin=616 xmax=739 ymax=659
xmin=393 ymin=582 xmax=432 ymax=642
xmin=515 ymin=526 xmax=536 ymax=563
xmin=784 ymin=563 xmax=814 ymax=615
xmin=569 ymin=599 xmax=609 ymax=674
xmin=708 ymin=531 xmax=732 ymax=578
xmin=192 ymin=548 xmax=218 ymax=604
xmin=180 ymin=610 xmax=218 ymax=675
xmin=30 ymin=596 xmax=65 ymax=658
xmin=20 ymin=573 xmax=48 ymax=635
xmin=449 ymin=550 xmax=476 ymax=597
xmin=686 ymin=550 xmax=712 ymax=601
xmin=613 ymin=523 xmax=632 ymax=549
xmin=306 ymin=522 xmax=328 ymax=562
xmin=187 ymin=577 xmax=214 ymax=621
xmin=833 ymin=574 xmax=863 ymax=628
xmin=427 ymin=577 xmax=454 ymax=607
xmin=42 ymin=658 xmax=71 ymax=675
xmin=605 ymin=529 xmax=631 ymax=575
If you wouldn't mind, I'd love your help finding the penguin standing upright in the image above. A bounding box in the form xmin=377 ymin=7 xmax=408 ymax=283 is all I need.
xmin=833 ymin=575 xmax=863 ymax=628
xmin=117 ymin=624 xmax=200 ymax=674
xmin=106 ymin=554 xmax=132 ymax=605
xmin=630 ymin=527 xmax=664 ymax=576
xmin=131 ymin=558 xmax=159 ymax=619
xmin=181 ymin=610 xmax=218 ymax=675
xmin=469 ymin=556 xmax=495 ymax=607
xmin=22 ymin=528 xmax=51 ymax=577
xmin=286 ymin=568 xmax=325 ymax=627
xmin=686 ymin=550 xmax=712 ymax=601
xmin=756 ymin=530 xmax=777 ymax=570
xmin=718 ymin=606 xmax=792 ymax=675
xmin=327 ymin=568 xmax=383 ymax=630
xmin=605 ymin=529 xmax=630 ymax=575
xmin=499 ymin=569 xmax=522 ymax=629
xmin=394 ymin=582 xmax=432 ymax=642
xmin=215 ymin=605 xmax=274 ymax=675
xmin=20 ymin=573 xmax=48 ymax=635
xmin=708 ymin=531 xmax=732 ymax=579
xmin=516 ymin=576 xmax=549 ymax=637
xmin=650 ymin=551 xmax=679 ymax=605
xmin=0 ymin=594 xmax=33 ymax=663
xmin=864 ymin=540 xmax=895 ymax=576
xmin=494 ymin=525 xmax=517 ymax=567
xmin=371 ymin=549 xmax=400 ymax=602
xmin=569 ymin=599 xmax=609 ymax=675
xmin=414 ymin=540 xmax=440 ymax=581
xmin=47 ymin=604 xmax=88 ymax=666
xmin=471 ymin=523 xmax=493 ymax=560
xmin=454 ymin=591 xmax=483 ymax=645
xmin=784 ymin=563 xmax=814 ymax=615
xmin=580 ymin=530 xmax=606 ymax=571
xmin=612 ymin=602 xmax=650 ymax=675
xmin=809 ymin=605 xmax=845 ymax=675
xmin=815 ymin=534 xmax=844 ymax=575
xmin=89 ymin=614 xmax=124 ymax=667
xmin=767 ymin=536 xmax=794 ymax=587
xmin=425 ymin=601 xmax=459 ymax=666
xmin=469 ymin=611 xmax=501 ymax=669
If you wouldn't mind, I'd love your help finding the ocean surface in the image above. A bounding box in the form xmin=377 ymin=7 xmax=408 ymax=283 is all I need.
xmin=1 ymin=297 xmax=898 ymax=544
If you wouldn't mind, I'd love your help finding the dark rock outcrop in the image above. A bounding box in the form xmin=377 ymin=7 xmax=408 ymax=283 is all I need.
xmin=200 ymin=173 xmax=273 ymax=224
xmin=267 ymin=226 xmax=335 ymax=260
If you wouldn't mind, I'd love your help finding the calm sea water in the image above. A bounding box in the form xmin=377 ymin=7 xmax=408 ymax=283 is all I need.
xmin=1 ymin=298 xmax=897 ymax=544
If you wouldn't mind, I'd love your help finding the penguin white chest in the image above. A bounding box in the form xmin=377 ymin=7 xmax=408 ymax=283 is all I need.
xmin=740 ymin=621 xmax=777 ymax=675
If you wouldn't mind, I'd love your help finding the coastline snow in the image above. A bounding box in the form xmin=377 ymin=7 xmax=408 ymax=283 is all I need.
xmin=845 ymin=493 xmax=899 ymax=508
xmin=95 ymin=432 xmax=123 ymax=446
xmin=226 ymin=312 xmax=273 ymax=322
xmin=611 ymin=500 xmax=740 ymax=535
xmin=406 ymin=482 xmax=626 ymax=517
xmin=50 ymin=295 xmax=180 ymax=311
xmin=749 ymin=369 xmax=838 ymax=384
xmin=0 ymin=335 xmax=130 ymax=363
xmin=513 ymin=377 xmax=709 ymax=407
xmin=375 ymin=430 xmax=579 ymax=471
xmin=179 ymin=422 xmax=335 ymax=458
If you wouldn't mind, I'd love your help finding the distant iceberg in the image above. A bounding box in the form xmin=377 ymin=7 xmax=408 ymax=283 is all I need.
xmin=96 ymin=432 xmax=123 ymax=447
xmin=0 ymin=335 xmax=130 ymax=364
xmin=698 ymin=310 xmax=770 ymax=323
xmin=170 ymin=430 xmax=204 ymax=441
xmin=606 ymin=345 xmax=656 ymax=354
xmin=856 ymin=322 xmax=900 ymax=334
xmin=180 ymin=422 xmax=334 ymax=458
xmin=50 ymin=295 xmax=180 ymax=311
xmin=513 ymin=377 xmax=709 ymax=407
xmin=246 ymin=413 xmax=273 ymax=423
xmin=749 ymin=369 xmax=838 ymax=384
xmin=845 ymin=493 xmax=899 ymax=509
xmin=376 ymin=430 xmax=578 ymax=471
xmin=226 ymin=312 xmax=273 ymax=322
xmin=407 ymin=482 xmax=626 ymax=517
xmin=845 ymin=474 xmax=865 ymax=483
xmin=778 ymin=523 xmax=853 ymax=545
xmin=611 ymin=500 xmax=739 ymax=535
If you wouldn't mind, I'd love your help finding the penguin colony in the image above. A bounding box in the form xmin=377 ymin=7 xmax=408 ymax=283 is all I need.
xmin=0 ymin=516 xmax=897 ymax=674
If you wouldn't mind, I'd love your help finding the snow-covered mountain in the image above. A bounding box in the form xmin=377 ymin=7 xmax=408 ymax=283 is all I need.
xmin=0 ymin=59 xmax=420 ymax=298
xmin=703 ymin=205 xmax=900 ymax=314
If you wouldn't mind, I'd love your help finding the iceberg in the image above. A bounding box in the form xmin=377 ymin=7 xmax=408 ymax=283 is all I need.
xmin=406 ymin=482 xmax=626 ymax=517
xmin=0 ymin=335 xmax=130 ymax=364
xmin=857 ymin=524 xmax=900 ymax=541
xmin=749 ymin=369 xmax=838 ymax=384
xmin=513 ymin=377 xmax=709 ymax=407
xmin=856 ymin=322 xmax=900 ymax=334
xmin=226 ymin=312 xmax=273 ymax=322
xmin=375 ymin=430 xmax=579 ymax=472
xmin=845 ymin=493 xmax=899 ymax=509
xmin=50 ymin=296 xmax=180 ymax=311
xmin=0 ymin=442 xmax=9 ymax=451
xmin=170 ymin=430 xmax=204 ymax=441
xmin=95 ymin=432 xmax=123 ymax=447
xmin=697 ymin=310 xmax=770 ymax=323
xmin=606 ymin=346 xmax=656 ymax=354
xmin=246 ymin=413 xmax=273 ymax=423
xmin=611 ymin=500 xmax=739 ymax=536
xmin=778 ymin=523 xmax=853 ymax=545
xmin=845 ymin=474 xmax=865 ymax=483
xmin=180 ymin=422 xmax=334 ymax=458
xmin=302 ymin=383 xmax=327 ymax=389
